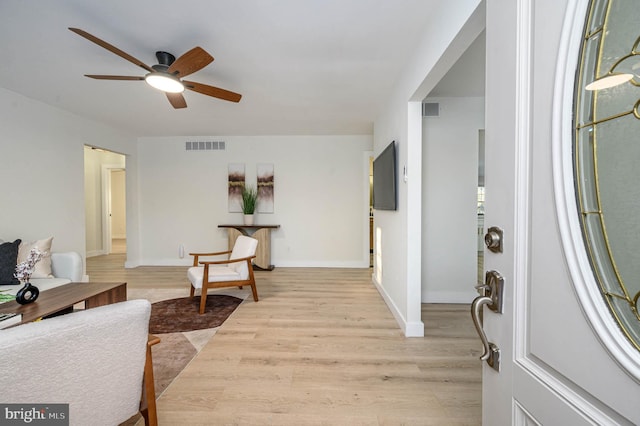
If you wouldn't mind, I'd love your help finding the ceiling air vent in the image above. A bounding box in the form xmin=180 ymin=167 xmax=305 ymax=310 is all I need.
xmin=185 ymin=141 xmax=226 ymax=151
xmin=422 ymin=102 xmax=440 ymax=117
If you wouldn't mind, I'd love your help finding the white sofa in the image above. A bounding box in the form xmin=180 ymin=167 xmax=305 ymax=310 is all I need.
xmin=0 ymin=299 xmax=152 ymax=426
xmin=0 ymin=251 xmax=83 ymax=296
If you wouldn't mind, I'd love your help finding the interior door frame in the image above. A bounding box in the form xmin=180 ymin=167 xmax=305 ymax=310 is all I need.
xmin=101 ymin=164 xmax=125 ymax=255
xmin=364 ymin=151 xmax=374 ymax=268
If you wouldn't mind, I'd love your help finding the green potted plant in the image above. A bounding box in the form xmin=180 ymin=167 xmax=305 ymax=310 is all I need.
xmin=240 ymin=185 xmax=258 ymax=225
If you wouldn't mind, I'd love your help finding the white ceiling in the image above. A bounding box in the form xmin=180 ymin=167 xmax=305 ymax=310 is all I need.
xmin=0 ymin=0 xmax=484 ymax=137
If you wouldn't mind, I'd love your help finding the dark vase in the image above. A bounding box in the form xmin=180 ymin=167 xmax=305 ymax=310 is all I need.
xmin=15 ymin=282 xmax=39 ymax=305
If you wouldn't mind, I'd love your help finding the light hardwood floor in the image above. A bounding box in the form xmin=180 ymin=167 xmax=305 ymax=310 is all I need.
xmin=88 ymin=253 xmax=482 ymax=425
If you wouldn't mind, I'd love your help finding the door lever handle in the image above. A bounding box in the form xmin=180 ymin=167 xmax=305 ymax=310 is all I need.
xmin=470 ymin=270 xmax=505 ymax=372
xmin=471 ymin=295 xmax=494 ymax=361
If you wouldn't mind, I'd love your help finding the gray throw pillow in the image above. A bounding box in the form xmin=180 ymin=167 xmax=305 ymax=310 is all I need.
xmin=0 ymin=239 xmax=21 ymax=285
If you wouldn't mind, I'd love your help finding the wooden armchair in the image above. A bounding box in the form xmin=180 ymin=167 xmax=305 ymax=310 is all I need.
xmin=187 ymin=235 xmax=259 ymax=314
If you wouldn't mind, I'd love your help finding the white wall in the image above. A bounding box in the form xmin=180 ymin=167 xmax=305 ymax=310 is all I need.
xmin=0 ymin=86 xmax=373 ymax=270
xmin=132 ymin=135 xmax=372 ymax=267
xmin=422 ymin=96 xmax=484 ymax=303
xmin=0 ymin=87 xmax=137 ymax=274
xmin=373 ymin=1 xmax=484 ymax=336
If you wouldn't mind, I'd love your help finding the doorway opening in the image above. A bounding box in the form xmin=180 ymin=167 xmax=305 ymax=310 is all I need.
xmin=84 ymin=146 xmax=127 ymax=258
xmin=421 ymin=30 xmax=486 ymax=306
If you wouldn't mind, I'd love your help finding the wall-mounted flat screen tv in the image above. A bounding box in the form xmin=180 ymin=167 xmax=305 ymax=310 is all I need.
xmin=373 ymin=141 xmax=397 ymax=211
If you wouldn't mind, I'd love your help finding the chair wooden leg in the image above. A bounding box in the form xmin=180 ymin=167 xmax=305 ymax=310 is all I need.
xmin=199 ymin=288 xmax=207 ymax=314
xmin=190 ymin=285 xmax=195 ymax=298
xmin=141 ymin=335 xmax=160 ymax=426
xmin=250 ymin=282 xmax=259 ymax=302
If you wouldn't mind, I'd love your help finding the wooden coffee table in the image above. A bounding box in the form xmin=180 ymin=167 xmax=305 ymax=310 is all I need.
xmin=0 ymin=282 xmax=127 ymax=323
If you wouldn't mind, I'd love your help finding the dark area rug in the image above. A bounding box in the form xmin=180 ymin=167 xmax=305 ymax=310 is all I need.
xmin=149 ymin=295 xmax=242 ymax=334
xmin=150 ymin=333 xmax=197 ymax=396
xmin=122 ymin=295 xmax=243 ymax=425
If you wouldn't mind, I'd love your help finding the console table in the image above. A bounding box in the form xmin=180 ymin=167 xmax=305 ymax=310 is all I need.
xmin=218 ymin=224 xmax=280 ymax=270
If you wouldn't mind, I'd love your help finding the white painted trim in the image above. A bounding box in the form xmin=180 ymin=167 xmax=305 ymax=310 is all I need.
xmin=404 ymin=321 xmax=425 ymax=337
xmin=406 ymin=101 xmax=424 ymax=333
xmin=124 ymin=260 xmax=140 ymax=269
xmin=275 ymin=261 xmax=370 ymax=268
xmin=513 ymin=400 xmax=539 ymax=426
xmin=364 ymin=151 xmax=374 ymax=267
xmin=515 ymin=358 xmax=629 ymax=425
xmin=130 ymin=259 xmax=370 ymax=268
xmin=513 ymin=0 xmax=533 ymax=363
xmin=131 ymin=259 xmax=194 ymax=267
xmin=372 ymin=273 xmax=424 ymax=337
xmin=101 ymin=165 xmax=112 ymax=255
xmin=86 ymin=249 xmax=106 ymax=258
xmin=101 ymin=164 xmax=124 ymax=255
xmin=423 ymin=290 xmax=476 ymax=304
xmin=552 ymin=0 xmax=640 ymax=382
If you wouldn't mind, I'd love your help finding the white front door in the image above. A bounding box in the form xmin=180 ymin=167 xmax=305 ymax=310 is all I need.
xmin=480 ymin=0 xmax=640 ymax=424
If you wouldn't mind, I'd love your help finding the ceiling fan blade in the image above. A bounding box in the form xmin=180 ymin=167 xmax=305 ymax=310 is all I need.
xmin=166 ymin=92 xmax=187 ymax=109
xmin=69 ymin=28 xmax=153 ymax=73
xmin=85 ymin=75 xmax=145 ymax=81
xmin=168 ymin=47 xmax=214 ymax=78
xmin=183 ymin=80 xmax=242 ymax=103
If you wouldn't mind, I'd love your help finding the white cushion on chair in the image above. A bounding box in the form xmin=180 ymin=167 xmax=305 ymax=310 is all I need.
xmin=229 ymin=236 xmax=258 ymax=277
xmin=188 ymin=266 xmax=241 ymax=289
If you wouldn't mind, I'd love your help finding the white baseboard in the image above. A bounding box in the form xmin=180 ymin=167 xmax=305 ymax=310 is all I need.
xmin=126 ymin=258 xmax=192 ymax=268
xmin=422 ymin=290 xmax=477 ymax=304
xmin=86 ymin=250 xmax=106 ymax=258
xmin=372 ymin=274 xmax=425 ymax=337
xmin=124 ymin=260 xmax=140 ymax=269
xmin=275 ymin=260 xmax=370 ymax=268
xmin=125 ymin=258 xmax=370 ymax=268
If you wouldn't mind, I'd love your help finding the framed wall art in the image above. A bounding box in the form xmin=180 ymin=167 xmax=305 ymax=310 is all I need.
xmin=228 ymin=163 xmax=245 ymax=213
xmin=257 ymin=163 xmax=274 ymax=213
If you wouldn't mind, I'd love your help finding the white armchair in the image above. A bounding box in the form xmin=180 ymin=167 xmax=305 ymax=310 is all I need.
xmin=0 ymin=299 xmax=154 ymax=426
xmin=188 ymin=235 xmax=259 ymax=314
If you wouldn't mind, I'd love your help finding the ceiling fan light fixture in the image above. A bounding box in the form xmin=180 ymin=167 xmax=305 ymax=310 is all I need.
xmin=69 ymin=28 xmax=242 ymax=107
xmin=144 ymin=72 xmax=185 ymax=93
xmin=585 ymin=72 xmax=634 ymax=90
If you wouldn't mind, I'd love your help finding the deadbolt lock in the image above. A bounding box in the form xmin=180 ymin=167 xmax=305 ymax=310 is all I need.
xmin=484 ymin=226 xmax=503 ymax=253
